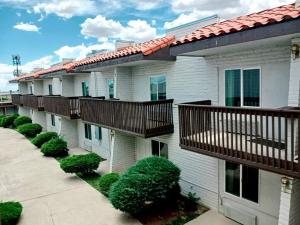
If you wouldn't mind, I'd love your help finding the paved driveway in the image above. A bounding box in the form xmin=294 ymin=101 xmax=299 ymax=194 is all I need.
xmin=0 ymin=128 xmax=141 ymax=225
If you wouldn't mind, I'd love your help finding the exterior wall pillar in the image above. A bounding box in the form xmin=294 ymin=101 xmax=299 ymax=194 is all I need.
xmin=60 ymin=118 xmax=78 ymax=148
xmin=288 ymin=38 xmax=300 ymax=106
xmin=278 ymin=177 xmax=300 ymax=225
xmin=109 ymin=131 xmax=136 ymax=172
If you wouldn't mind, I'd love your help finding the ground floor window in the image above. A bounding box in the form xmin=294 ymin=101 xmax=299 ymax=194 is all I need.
xmin=151 ymin=140 xmax=168 ymax=159
xmin=225 ymin=161 xmax=259 ymax=203
xmin=84 ymin=124 xmax=92 ymax=140
xmin=95 ymin=126 xmax=102 ymax=140
xmin=51 ymin=114 xmax=55 ymax=126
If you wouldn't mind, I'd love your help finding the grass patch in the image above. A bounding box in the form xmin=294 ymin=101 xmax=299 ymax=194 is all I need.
xmin=77 ymin=172 xmax=102 ymax=192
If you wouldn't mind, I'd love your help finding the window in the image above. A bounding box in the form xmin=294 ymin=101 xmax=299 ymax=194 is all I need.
xmin=150 ymin=76 xmax=166 ymax=101
xmin=225 ymin=161 xmax=259 ymax=203
xmin=108 ymin=79 xmax=114 ymax=99
xmin=151 ymin=140 xmax=168 ymax=158
xmin=84 ymin=124 xmax=92 ymax=140
xmin=82 ymin=81 xmax=89 ymax=97
xmin=225 ymin=69 xmax=260 ymax=107
xmin=48 ymin=84 xmax=53 ymax=95
xmin=95 ymin=126 xmax=102 ymax=140
xmin=51 ymin=114 xmax=55 ymax=126
xmin=29 ymin=85 xmax=33 ymax=94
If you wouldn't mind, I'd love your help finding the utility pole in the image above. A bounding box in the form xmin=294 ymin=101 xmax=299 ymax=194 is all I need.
xmin=12 ymin=55 xmax=21 ymax=77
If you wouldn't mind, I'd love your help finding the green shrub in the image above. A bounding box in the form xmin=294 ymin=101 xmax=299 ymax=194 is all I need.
xmin=17 ymin=123 xmax=42 ymax=138
xmin=41 ymin=137 xmax=68 ymax=157
xmin=109 ymin=156 xmax=181 ymax=214
xmin=0 ymin=115 xmax=5 ymax=127
xmin=0 ymin=201 xmax=23 ymax=225
xmin=99 ymin=173 xmax=120 ymax=196
xmin=60 ymin=153 xmax=102 ymax=174
xmin=1 ymin=114 xmax=19 ymax=128
xmin=31 ymin=132 xmax=58 ymax=148
xmin=14 ymin=116 xmax=32 ymax=127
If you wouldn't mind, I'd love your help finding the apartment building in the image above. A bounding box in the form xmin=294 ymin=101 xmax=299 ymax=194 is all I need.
xmin=10 ymin=3 xmax=300 ymax=225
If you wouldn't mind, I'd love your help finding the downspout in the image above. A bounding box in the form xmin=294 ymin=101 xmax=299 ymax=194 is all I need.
xmin=114 ymin=67 xmax=117 ymax=98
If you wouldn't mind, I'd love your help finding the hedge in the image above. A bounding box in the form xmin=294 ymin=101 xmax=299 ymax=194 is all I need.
xmin=14 ymin=116 xmax=32 ymax=127
xmin=109 ymin=156 xmax=181 ymax=214
xmin=41 ymin=137 xmax=68 ymax=157
xmin=31 ymin=132 xmax=58 ymax=148
xmin=17 ymin=123 xmax=42 ymax=138
xmin=0 ymin=201 xmax=23 ymax=225
xmin=99 ymin=173 xmax=120 ymax=197
xmin=60 ymin=153 xmax=102 ymax=175
xmin=0 ymin=114 xmax=19 ymax=128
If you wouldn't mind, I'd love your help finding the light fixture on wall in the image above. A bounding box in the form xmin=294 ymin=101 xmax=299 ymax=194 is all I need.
xmin=281 ymin=176 xmax=291 ymax=193
xmin=291 ymin=44 xmax=300 ymax=60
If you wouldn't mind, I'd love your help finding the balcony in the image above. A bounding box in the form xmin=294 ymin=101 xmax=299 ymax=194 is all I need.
xmin=11 ymin=94 xmax=23 ymax=106
xmin=22 ymin=95 xmax=44 ymax=111
xmin=178 ymin=100 xmax=300 ymax=178
xmin=80 ymin=98 xmax=174 ymax=138
xmin=44 ymin=96 xmax=80 ymax=119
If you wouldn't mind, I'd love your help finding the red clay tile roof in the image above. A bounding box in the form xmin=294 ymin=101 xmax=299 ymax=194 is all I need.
xmin=70 ymin=36 xmax=175 ymax=70
xmin=174 ymin=3 xmax=300 ymax=46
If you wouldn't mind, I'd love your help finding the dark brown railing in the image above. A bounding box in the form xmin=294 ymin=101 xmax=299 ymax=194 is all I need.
xmin=179 ymin=101 xmax=300 ymax=178
xmin=44 ymin=96 xmax=80 ymax=119
xmin=22 ymin=95 xmax=44 ymax=111
xmin=11 ymin=94 xmax=23 ymax=106
xmin=80 ymin=98 xmax=174 ymax=138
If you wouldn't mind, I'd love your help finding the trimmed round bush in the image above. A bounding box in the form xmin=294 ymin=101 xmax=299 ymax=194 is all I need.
xmin=17 ymin=123 xmax=42 ymax=138
xmin=41 ymin=137 xmax=68 ymax=157
xmin=60 ymin=153 xmax=102 ymax=174
xmin=0 ymin=115 xmax=5 ymax=127
xmin=99 ymin=173 xmax=120 ymax=197
xmin=14 ymin=116 xmax=32 ymax=127
xmin=109 ymin=156 xmax=181 ymax=214
xmin=31 ymin=131 xmax=58 ymax=148
xmin=1 ymin=114 xmax=19 ymax=128
xmin=0 ymin=201 xmax=23 ymax=225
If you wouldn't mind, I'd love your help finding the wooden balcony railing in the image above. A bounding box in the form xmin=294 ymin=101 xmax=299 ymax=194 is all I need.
xmin=11 ymin=94 xmax=23 ymax=106
xmin=22 ymin=95 xmax=44 ymax=111
xmin=179 ymin=100 xmax=300 ymax=178
xmin=44 ymin=96 xmax=80 ymax=119
xmin=80 ymin=98 xmax=174 ymax=138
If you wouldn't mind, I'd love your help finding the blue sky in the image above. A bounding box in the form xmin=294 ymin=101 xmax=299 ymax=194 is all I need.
xmin=0 ymin=0 xmax=294 ymax=91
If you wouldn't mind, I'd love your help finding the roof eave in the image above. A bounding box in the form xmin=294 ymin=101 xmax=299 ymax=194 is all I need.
xmin=170 ymin=18 xmax=300 ymax=56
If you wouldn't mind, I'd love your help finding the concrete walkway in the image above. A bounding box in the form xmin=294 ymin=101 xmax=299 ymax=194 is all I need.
xmin=0 ymin=128 xmax=141 ymax=225
xmin=186 ymin=210 xmax=240 ymax=225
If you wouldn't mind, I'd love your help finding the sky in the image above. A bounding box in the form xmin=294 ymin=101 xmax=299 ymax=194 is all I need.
xmin=0 ymin=0 xmax=295 ymax=91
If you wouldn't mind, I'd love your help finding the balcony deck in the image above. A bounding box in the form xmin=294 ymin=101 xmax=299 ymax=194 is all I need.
xmin=179 ymin=101 xmax=300 ymax=178
xmin=80 ymin=98 xmax=174 ymax=138
xmin=44 ymin=96 xmax=80 ymax=119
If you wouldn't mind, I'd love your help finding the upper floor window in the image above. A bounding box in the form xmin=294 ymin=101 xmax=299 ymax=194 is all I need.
xmin=108 ymin=79 xmax=114 ymax=99
xmin=82 ymin=81 xmax=89 ymax=97
xmin=150 ymin=75 xmax=166 ymax=101
xmin=29 ymin=85 xmax=33 ymax=95
xmin=225 ymin=68 xmax=260 ymax=107
xmin=225 ymin=161 xmax=259 ymax=203
xmin=48 ymin=84 xmax=53 ymax=95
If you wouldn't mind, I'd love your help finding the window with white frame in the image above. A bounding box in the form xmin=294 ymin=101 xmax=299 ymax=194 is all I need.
xmin=51 ymin=114 xmax=55 ymax=126
xmin=225 ymin=68 xmax=260 ymax=107
xmin=225 ymin=161 xmax=259 ymax=203
xmin=150 ymin=75 xmax=166 ymax=101
xmin=108 ymin=79 xmax=114 ymax=99
xmin=48 ymin=84 xmax=53 ymax=95
xmin=84 ymin=123 xmax=92 ymax=140
xmin=82 ymin=81 xmax=89 ymax=97
xmin=151 ymin=140 xmax=168 ymax=158
xmin=95 ymin=126 xmax=102 ymax=140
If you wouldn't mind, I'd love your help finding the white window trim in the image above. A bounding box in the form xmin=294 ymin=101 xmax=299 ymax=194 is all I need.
xmin=224 ymin=162 xmax=261 ymax=206
xmin=151 ymin=139 xmax=168 ymax=158
xmin=149 ymin=75 xmax=167 ymax=101
xmin=224 ymin=67 xmax=261 ymax=108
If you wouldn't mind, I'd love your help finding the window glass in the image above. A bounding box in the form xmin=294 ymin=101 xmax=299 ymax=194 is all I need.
xmin=160 ymin=142 xmax=168 ymax=159
xmin=242 ymin=166 xmax=259 ymax=203
xmin=151 ymin=140 xmax=160 ymax=156
xmin=108 ymin=79 xmax=114 ymax=99
xmin=82 ymin=81 xmax=89 ymax=97
xmin=243 ymin=69 xmax=260 ymax=107
xmin=95 ymin=126 xmax=102 ymax=140
xmin=48 ymin=84 xmax=53 ymax=95
xmin=151 ymin=140 xmax=168 ymax=158
xmin=150 ymin=76 xmax=166 ymax=101
xmin=84 ymin=124 xmax=92 ymax=140
xmin=225 ymin=161 xmax=240 ymax=197
xmin=51 ymin=114 xmax=55 ymax=126
xmin=225 ymin=70 xmax=241 ymax=107
xmin=30 ymin=85 xmax=33 ymax=94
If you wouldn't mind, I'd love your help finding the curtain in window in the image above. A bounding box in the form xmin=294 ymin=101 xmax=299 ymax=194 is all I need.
xmin=243 ymin=69 xmax=260 ymax=107
xmin=225 ymin=70 xmax=241 ymax=106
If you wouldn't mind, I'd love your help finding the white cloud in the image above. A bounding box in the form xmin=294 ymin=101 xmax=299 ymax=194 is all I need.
xmin=81 ymin=16 xmax=157 ymax=42
xmin=131 ymin=0 xmax=164 ymax=10
xmin=13 ymin=22 xmax=40 ymax=32
xmin=164 ymin=10 xmax=207 ymax=29
xmin=54 ymin=42 xmax=115 ymax=60
xmin=33 ymin=0 xmax=98 ymax=19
